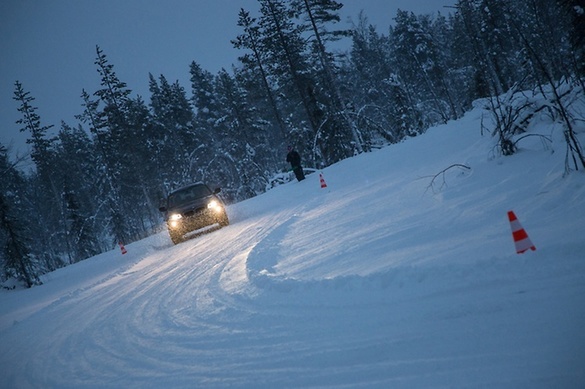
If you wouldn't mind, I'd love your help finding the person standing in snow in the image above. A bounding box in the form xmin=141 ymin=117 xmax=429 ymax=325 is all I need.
xmin=286 ymin=145 xmax=305 ymax=182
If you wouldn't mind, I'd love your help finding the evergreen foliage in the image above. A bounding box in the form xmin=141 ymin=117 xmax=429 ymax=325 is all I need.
xmin=2 ymin=0 xmax=583 ymax=287
xmin=0 ymin=144 xmax=42 ymax=287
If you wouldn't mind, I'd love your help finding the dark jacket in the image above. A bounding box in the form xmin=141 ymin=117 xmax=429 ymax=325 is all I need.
xmin=286 ymin=150 xmax=301 ymax=168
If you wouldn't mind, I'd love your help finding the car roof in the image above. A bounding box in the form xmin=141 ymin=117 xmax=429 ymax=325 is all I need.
xmin=169 ymin=182 xmax=207 ymax=195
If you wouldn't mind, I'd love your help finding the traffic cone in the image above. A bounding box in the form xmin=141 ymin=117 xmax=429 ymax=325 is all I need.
xmin=319 ymin=173 xmax=328 ymax=189
xmin=507 ymin=211 xmax=536 ymax=254
xmin=118 ymin=242 xmax=128 ymax=255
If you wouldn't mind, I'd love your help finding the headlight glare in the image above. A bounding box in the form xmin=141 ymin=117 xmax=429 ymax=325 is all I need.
xmin=207 ymin=200 xmax=222 ymax=212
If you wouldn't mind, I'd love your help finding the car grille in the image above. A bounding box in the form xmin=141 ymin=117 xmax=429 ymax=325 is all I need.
xmin=184 ymin=207 xmax=206 ymax=217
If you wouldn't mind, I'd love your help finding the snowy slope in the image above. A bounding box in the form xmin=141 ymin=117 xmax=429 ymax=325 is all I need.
xmin=1 ymin=104 xmax=584 ymax=388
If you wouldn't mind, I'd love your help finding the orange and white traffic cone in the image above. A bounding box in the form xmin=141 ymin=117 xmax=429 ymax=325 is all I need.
xmin=118 ymin=242 xmax=128 ymax=255
xmin=319 ymin=173 xmax=328 ymax=189
xmin=507 ymin=211 xmax=536 ymax=254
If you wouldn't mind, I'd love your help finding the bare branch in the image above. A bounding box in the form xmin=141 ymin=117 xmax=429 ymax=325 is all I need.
xmin=422 ymin=164 xmax=472 ymax=194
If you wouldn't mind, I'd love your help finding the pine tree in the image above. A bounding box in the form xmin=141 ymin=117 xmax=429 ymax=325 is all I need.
xmin=391 ymin=10 xmax=452 ymax=125
xmin=344 ymin=14 xmax=421 ymax=143
xmin=13 ymin=81 xmax=66 ymax=269
xmin=0 ymin=144 xmax=42 ymax=287
xmin=90 ymin=46 xmax=165 ymax=240
xmin=148 ymin=73 xmax=196 ymax=188
xmin=122 ymin=95 xmax=160 ymax=237
xmin=215 ymin=68 xmax=270 ymax=199
xmin=190 ymin=61 xmax=218 ymax=125
xmin=57 ymin=123 xmax=105 ymax=259
xmin=80 ymin=46 xmax=134 ymax=245
xmin=294 ymin=0 xmax=364 ymax=158
xmin=455 ymin=0 xmax=507 ymax=96
xmin=13 ymin=81 xmax=55 ymax=171
xmin=233 ymin=8 xmax=288 ymax=139
xmin=257 ymin=0 xmax=324 ymax=165
xmin=189 ymin=61 xmax=218 ymax=183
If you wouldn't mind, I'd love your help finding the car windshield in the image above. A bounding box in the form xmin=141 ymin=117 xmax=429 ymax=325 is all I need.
xmin=167 ymin=184 xmax=212 ymax=208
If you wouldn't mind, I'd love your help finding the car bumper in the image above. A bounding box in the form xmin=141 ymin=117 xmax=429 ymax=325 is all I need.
xmin=167 ymin=208 xmax=227 ymax=235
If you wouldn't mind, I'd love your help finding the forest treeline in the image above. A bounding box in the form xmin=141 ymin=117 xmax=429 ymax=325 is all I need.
xmin=1 ymin=0 xmax=584 ymax=287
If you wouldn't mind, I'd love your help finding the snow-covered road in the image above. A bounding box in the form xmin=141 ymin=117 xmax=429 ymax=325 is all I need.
xmin=1 ymin=106 xmax=584 ymax=388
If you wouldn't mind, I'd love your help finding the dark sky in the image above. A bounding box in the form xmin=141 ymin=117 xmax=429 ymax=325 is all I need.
xmin=0 ymin=0 xmax=455 ymax=159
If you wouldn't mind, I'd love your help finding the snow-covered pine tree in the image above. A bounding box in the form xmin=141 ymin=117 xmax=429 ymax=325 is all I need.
xmin=189 ymin=61 xmax=220 ymax=183
xmin=83 ymin=46 xmax=133 ymax=245
xmin=148 ymin=73 xmax=195 ymax=190
xmin=343 ymin=15 xmax=422 ymax=143
xmin=56 ymin=123 xmax=104 ymax=261
xmin=233 ymin=8 xmax=288 ymax=140
xmin=257 ymin=0 xmax=324 ymax=166
xmin=390 ymin=10 xmax=453 ymax=126
xmin=0 ymin=144 xmax=42 ymax=288
xmin=13 ymin=81 xmax=66 ymax=270
xmin=294 ymin=0 xmax=364 ymax=158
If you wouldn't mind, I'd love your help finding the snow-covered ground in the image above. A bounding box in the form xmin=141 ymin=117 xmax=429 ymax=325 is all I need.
xmin=1 ymin=102 xmax=584 ymax=388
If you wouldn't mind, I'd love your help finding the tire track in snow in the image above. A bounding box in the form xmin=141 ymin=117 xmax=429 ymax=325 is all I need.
xmin=2 ymin=205 xmax=319 ymax=387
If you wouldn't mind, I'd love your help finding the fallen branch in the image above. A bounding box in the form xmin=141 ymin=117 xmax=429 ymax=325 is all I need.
xmin=423 ymin=164 xmax=471 ymax=194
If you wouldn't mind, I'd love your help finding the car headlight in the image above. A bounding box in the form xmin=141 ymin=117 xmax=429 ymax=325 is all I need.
xmin=207 ymin=200 xmax=222 ymax=212
xmin=168 ymin=213 xmax=182 ymax=229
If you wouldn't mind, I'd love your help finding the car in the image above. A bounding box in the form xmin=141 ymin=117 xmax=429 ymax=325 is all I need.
xmin=158 ymin=182 xmax=229 ymax=244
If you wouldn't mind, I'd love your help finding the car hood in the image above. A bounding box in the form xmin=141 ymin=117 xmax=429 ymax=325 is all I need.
xmin=164 ymin=195 xmax=216 ymax=218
